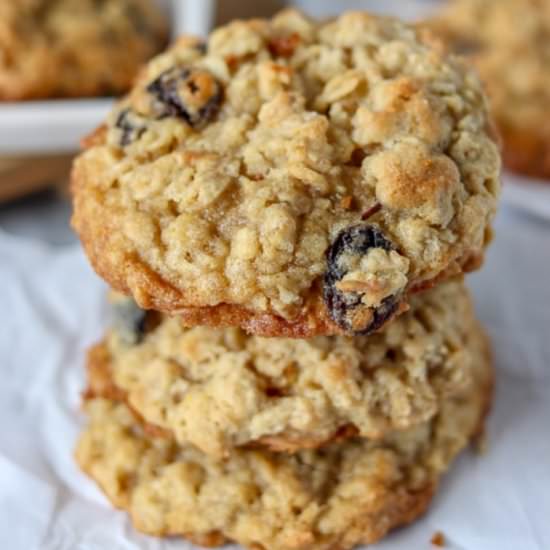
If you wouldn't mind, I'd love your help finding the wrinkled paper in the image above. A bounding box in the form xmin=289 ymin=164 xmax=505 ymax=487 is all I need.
xmin=2 ymin=0 xmax=550 ymax=546
xmin=0 ymin=176 xmax=549 ymax=550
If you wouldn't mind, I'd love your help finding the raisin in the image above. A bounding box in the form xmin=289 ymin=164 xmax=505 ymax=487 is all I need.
xmin=194 ymin=41 xmax=208 ymax=55
xmin=115 ymin=108 xmax=146 ymax=146
xmin=146 ymin=66 xmax=223 ymax=128
xmin=348 ymin=148 xmax=366 ymax=167
xmin=111 ymin=298 xmax=148 ymax=345
xmin=323 ymin=224 xmax=401 ymax=335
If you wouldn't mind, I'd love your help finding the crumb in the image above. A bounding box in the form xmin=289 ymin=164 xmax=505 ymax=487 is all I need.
xmin=431 ymin=531 xmax=445 ymax=547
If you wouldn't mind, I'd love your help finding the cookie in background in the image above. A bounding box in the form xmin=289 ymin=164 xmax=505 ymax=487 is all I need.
xmin=0 ymin=0 xmax=169 ymax=101
xmin=428 ymin=0 xmax=550 ymax=179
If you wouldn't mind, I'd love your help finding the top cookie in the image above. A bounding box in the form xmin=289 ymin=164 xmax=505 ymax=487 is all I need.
xmin=0 ymin=0 xmax=168 ymax=100
xmin=431 ymin=0 xmax=550 ymax=178
xmin=72 ymin=9 xmax=501 ymax=337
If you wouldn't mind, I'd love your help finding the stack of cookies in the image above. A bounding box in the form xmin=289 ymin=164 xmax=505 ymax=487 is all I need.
xmin=71 ymin=9 xmax=501 ymax=549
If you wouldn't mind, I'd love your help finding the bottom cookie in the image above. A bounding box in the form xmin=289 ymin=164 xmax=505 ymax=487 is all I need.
xmin=75 ymin=333 xmax=492 ymax=550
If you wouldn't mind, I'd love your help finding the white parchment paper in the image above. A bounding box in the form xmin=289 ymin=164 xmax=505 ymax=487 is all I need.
xmin=1 ymin=2 xmax=549 ymax=547
xmin=0 ymin=197 xmax=549 ymax=550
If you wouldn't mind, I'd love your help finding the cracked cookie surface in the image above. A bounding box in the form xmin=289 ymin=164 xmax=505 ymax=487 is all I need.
xmin=430 ymin=0 xmax=550 ymax=178
xmin=76 ymin=334 xmax=492 ymax=550
xmin=72 ymin=9 xmax=500 ymax=337
xmin=0 ymin=0 xmax=168 ymax=100
xmin=88 ymin=280 xmax=480 ymax=458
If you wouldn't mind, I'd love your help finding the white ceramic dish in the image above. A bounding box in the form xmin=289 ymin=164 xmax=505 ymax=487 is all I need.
xmin=290 ymin=0 xmax=442 ymax=21
xmin=0 ymin=0 xmax=215 ymax=156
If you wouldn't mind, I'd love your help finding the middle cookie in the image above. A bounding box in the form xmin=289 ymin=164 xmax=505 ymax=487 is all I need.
xmin=88 ymin=279 xmax=478 ymax=459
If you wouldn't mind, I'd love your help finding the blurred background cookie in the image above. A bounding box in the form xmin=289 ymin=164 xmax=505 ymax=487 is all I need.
xmin=430 ymin=0 xmax=550 ymax=178
xmin=0 ymin=0 xmax=169 ymax=100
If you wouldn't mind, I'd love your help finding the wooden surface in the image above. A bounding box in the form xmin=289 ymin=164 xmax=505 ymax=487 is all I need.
xmin=215 ymin=0 xmax=286 ymax=24
xmin=0 ymin=154 xmax=74 ymax=203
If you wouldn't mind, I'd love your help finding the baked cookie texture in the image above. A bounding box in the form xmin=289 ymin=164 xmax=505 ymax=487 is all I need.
xmin=75 ymin=337 xmax=492 ymax=550
xmin=431 ymin=0 xmax=550 ymax=178
xmin=0 ymin=0 xmax=168 ymax=100
xmin=87 ymin=280 xmax=479 ymax=458
xmin=71 ymin=9 xmax=501 ymax=337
